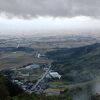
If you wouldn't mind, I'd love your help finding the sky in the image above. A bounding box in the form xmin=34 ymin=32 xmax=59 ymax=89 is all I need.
xmin=0 ymin=0 xmax=100 ymax=35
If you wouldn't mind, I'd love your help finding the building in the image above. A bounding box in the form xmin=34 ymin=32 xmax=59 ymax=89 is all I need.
xmin=46 ymin=72 xmax=61 ymax=79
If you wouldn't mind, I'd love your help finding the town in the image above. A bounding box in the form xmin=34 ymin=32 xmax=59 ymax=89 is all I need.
xmin=1 ymin=62 xmax=62 ymax=94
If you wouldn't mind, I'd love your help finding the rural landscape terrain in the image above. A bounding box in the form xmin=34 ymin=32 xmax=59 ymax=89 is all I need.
xmin=0 ymin=34 xmax=100 ymax=100
xmin=0 ymin=0 xmax=100 ymax=100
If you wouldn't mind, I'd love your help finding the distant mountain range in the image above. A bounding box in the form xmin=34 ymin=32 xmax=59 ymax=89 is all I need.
xmin=46 ymin=43 xmax=100 ymax=83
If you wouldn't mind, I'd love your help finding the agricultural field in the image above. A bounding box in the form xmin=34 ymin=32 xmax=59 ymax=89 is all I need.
xmin=0 ymin=51 xmax=34 ymax=70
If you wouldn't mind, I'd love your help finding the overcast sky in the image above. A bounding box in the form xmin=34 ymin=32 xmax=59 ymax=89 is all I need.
xmin=0 ymin=0 xmax=100 ymax=35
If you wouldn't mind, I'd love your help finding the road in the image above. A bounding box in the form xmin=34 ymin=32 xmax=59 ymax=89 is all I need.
xmin=31 ymin=63 xmax=51 ymax=92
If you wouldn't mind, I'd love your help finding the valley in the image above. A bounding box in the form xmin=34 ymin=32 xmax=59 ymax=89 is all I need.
xmin=0 ymin=34 xmax=100 ymax=100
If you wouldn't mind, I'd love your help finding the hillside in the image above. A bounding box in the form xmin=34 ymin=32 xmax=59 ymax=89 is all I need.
xmin=0 ymin=74 xmax=23 ymax=99
xmin=46 ymin=43 xmax=100 ymax=83
xmin=0 ymin=74 xmax=71 ymax=100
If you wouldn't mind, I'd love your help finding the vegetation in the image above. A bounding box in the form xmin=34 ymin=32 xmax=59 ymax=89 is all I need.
xmin=46 ymin=43 xmax=100 ymax=83
xmin=0 ymin=74 xmax=23 ymax=100
xmin=10 ymin=93 xmax=71 ymax=100
xmin=0 ymin=74 xmax=71 ymax=100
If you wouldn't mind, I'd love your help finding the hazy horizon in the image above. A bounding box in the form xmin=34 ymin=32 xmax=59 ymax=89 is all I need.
xmin=0 ymin=0 xmax=100 ymax=36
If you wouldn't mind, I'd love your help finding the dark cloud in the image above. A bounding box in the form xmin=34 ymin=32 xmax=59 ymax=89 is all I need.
xmin=0 ymin=0 xmax=100 ymax=18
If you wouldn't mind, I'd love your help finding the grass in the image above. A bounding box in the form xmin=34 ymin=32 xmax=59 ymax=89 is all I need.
xmin=0 ymin=51 xmax=34 ymax=70
xmin=48 ymin=80 xmax=68 ymax=90
xmin=48 ymin=79 xmax=99 ymax=91
xmin=49 ymin=80 xmax=66 ymax=86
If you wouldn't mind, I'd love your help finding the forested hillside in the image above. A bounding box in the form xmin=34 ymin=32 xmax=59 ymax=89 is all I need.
xmin=46 ymin=43 xmax=100 ymax=83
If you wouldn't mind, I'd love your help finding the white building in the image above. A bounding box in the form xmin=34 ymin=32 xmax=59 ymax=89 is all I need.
xmin=37 ymin=53 xmax=41 ymax=58
xmin=46 ymin=72 xmax=61 ymax=79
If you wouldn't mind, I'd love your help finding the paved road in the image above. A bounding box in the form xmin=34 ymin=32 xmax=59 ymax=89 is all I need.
xmin=31 ymin=63 xmax=51 ymax=91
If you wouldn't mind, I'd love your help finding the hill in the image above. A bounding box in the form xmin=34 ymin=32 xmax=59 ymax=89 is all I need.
xmin=0 ymin=74 xmax=71 ymax=100
xmin=46 ymin=43 xmax=100 ymax=83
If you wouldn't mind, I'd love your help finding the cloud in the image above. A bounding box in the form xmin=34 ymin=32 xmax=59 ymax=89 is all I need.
xmin=0 ymin=0 xmax=100 ymax=18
